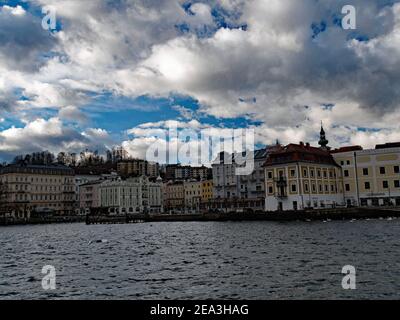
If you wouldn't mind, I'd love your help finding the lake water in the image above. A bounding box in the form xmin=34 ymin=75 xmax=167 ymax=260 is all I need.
xmin=1 ymin=219 xmax=399 ymax=299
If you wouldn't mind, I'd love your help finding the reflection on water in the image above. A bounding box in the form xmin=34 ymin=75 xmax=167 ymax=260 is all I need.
xmin=0 ymin=219 xmax=399 ymax=299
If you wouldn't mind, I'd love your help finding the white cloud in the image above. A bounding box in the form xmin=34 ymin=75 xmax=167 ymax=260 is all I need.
xmin=2 ymin=5 xmax=26 ymax=16
xmin=2 ymin=0 xmax=400 ymax=158
xmin=0 ymin=117 xmax=111 ymax=159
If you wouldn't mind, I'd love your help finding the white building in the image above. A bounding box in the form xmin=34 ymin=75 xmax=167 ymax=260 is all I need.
xmin=212 ymin=148 xmax=270 ymax=200
xmin=75 ymin=172 xmax=119 ymax=213
xmin=99 ymin=176 xmax=163 ymax=214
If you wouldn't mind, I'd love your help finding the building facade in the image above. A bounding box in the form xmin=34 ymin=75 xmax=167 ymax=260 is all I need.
xmin=331 ymin=143 xmax=400 ymax=207
xmin=75 ymin=174 xmax=103 ymax=213
xmin=99 ymin=176 xmax=163 ymax=214
xmin=264 ymin=143 xmax=344 ymax=211
xmin=163 ymin=181 xmax=185 ymax=213
xmin=117 ymin=159 xmax=159 ymax=178
xmin=201 ymin=180 xmax=213 ymax=203
xmin=79 ymin=180 xmax=102 ymax=214
xmin=212 ymin=148 xmax=270 ymax=200
xmin=184 ymin=180 xmax=202 ymax=212
xmin=164 ymin=164 xmax=210 ymax=181
xmin=0 ymin=164 xmax=75 ymax=218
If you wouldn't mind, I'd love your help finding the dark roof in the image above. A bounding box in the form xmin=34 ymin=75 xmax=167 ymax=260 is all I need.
xmin=330 ymin=146 xmax=363 ymax=154
xmin=254 ymin=148 xmax=270 ymax=159
xmin=0 ymin=164 xmax=74 ymax=175
xmin=264 ymin=143 xmax=340 ymax=167
xmin=375 ymin=142 xmax=400 ymax=150
xmin=214 ymin=147 xmax=271 ymax=165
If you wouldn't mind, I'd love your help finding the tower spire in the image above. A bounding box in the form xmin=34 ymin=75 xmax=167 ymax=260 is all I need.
xmin=318 ymin=122 xmax=330 ymax=150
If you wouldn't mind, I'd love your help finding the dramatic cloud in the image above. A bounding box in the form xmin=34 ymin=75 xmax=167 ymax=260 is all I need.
xmin=1 ymin=0 xmax=400 ymax=160
xmin=0 ymin=4 xmax=56 ymax=72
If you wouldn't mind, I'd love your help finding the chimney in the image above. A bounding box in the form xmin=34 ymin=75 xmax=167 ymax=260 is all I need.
xmin=299 ymin=141 xmax=304 ymax=146
xmin=306 ymin=142 xmax=310 ymax=147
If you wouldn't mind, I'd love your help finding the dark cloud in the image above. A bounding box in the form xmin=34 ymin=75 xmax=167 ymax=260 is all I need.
xmin=0 ymin=5 xmax=57 ymax=72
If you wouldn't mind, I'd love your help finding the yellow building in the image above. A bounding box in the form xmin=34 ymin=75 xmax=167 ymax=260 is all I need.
xmin=332 ymin=143 xmax=400 ymax=206
xmin=201 ymin=180 xmax=213 ymax=202
xmin=184 ymin=180 xmax=202 ymax=212
xmin=264 ymin=143 xmax=344 ymax=211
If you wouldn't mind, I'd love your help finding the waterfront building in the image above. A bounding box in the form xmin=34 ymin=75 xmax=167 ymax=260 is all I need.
xmin=201 ymin=180 xmax=213 ymax=203
xmin=163 ymin=181 xmax=185 ymax=213
xmin=79 ymin=180 xmax=103 ymax=214
xmin=331 ymin=143 xmax=400 ymax=207
xmin=264 ymin=141 xmax=344 ymax=211
xmin=212 ymin=148 xmax=270 ymax=200
xmin=99 ymin=176 xmax=163 ymax=214
xmin=75 ymin=174 xmax=103 ymax=213
xmin=184 ymin=180 xmax=202 ymax=212
xmin=0 ymin=164 xmax=75 ymax=218
xmin=202 ymin=197 xmax=265 ymax=213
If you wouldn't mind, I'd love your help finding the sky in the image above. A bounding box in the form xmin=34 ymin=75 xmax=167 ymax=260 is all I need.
xmin=1 ymin=0 xmax=400 ymax=163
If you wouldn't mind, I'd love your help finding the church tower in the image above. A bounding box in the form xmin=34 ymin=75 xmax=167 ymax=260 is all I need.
xmin=318 ymin=123 xmax=330 ymax=150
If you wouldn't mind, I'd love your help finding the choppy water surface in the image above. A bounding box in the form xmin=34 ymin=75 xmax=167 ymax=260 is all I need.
xmin=1 ymin=219 xmax=400 ymax=299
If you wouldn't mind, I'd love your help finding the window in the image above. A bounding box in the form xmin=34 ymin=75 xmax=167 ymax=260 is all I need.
xmin=364 ymin=182 xmax=370 ymax=190
xmin=290 ymin=169 xmax=296 ymax=177
xmin=304 ymin=183 xmax=309 ymax=192
xmin=380 ymin=167 xmax=386 ymax=175
xmin=310 ymin=170 xmax=314 ymax=178
xmin=395 ymin=166 xmax=400 ymax=174
xmin=291 ymin=184 xmax=297 ymax=192
xmin=317 ymin=170 xmax=321 ymax=178
xmin=340 ymin=161 xmax=344 ymax=166
xmin=323 ymin=171 xmax=327 ymax=178
xmin=312 ymin=184 xmax=316 ymax=192
xmin=345 ymin=184 xmax=350 ymax=192
xmin=303 ymin=169 xmax=308 ymax=177
xmin=268 ymin=186 xmax=273 ymax=194
xmin=344 ymin=170 xmax=349 ymax=177
xmin=383 ymin=181 xmax=389 ymax=189
xmin=363 ymin=168 xmax=369 ymax=176
xmin=346 ymin=160 xmax=350 ymax=165
xmin=268 ymin=172 xmax=273 ymax=179
xmin=395 ymin=180 xmax=400 ymax=188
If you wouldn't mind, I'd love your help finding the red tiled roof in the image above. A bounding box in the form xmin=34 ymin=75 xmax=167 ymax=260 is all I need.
xmin=263 ymin=143 xmax=340 ymax=167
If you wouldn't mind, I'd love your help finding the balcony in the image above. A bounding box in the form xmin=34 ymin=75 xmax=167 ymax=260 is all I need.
xmin=274 ymin=176 xmax=287 ymax=188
